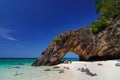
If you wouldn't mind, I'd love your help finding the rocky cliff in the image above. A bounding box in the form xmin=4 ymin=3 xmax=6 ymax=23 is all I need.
xmin=32 ymin=20 xmax=120 ymax=66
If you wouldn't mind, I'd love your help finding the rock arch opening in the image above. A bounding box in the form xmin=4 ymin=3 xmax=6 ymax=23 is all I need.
xmin=61 ymin=52 xmax=79 ymax=62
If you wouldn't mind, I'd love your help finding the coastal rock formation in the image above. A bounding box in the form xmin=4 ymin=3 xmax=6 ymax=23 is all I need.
xmin=32 ymin=20 xmax=120 ymax=66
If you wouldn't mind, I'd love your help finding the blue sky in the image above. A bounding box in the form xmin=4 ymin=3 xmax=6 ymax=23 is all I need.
xmin=0 ymin=0 xmax=99 ymax=58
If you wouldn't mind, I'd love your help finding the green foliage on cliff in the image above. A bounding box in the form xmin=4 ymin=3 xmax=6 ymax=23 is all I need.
xmin=53 ymin=36 xmax=61 ymax=44
xmin=91 ymin=0 xmax=120 ymax=34
xmin=95 ymin=0 xmax=120 ymax=19
xmin=96 ymin=0 xmax=114 ymax=14
xmin=90 ymin=17 xmax=107 ymax=34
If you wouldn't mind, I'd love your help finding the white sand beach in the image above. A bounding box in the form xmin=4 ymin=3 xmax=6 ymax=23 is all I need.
xmin=0 ymin=60 xmax=120 ymax=80
xmin=57 ymin=60 xmax=120 ymax=80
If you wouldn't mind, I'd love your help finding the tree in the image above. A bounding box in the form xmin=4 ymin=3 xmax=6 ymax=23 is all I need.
xmin=90 ymin=17 xmax=107 ymax=34
xmin=95 ymin=0 xmax=120 ymax=19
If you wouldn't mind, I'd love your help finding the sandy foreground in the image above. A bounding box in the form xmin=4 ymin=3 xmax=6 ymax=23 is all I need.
xmin=56 ymin=60 xmax=120 ymax=80
xmin=1 ymin=60 xmax=120 ymax=80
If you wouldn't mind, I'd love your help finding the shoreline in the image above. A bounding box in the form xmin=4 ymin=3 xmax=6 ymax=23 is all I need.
xmin=0 ymin=60 xmax=120 ymax=80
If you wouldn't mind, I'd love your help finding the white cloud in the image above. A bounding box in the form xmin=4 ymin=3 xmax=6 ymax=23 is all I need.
xmin=0 ymin=28 xmax=16 ymax=41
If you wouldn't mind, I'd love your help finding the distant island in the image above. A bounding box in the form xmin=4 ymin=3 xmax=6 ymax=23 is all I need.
xmin=32 ymin=0 xmax=120 ymax=66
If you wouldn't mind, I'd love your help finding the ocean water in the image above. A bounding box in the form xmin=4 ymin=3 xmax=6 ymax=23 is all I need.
xmin=0 ymin=58 xmax=79 ymax=67
xmin=61 ymin=58 xmax=79 ymax=62
xmin=0 ymin=58 xmax=78 ymax=80
xmin=0 ymin=58 xmax=36 ymax=67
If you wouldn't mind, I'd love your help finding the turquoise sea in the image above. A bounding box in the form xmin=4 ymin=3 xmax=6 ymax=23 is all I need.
xmin=0 ymin=58 xmax=79 ymax=80
xmin=0 ymin=58 xmax=79 ymax=67
xmin=0 ymin=58 xmax=78 ymax=80
xmin=0 ymin=58 xmax=36 ymax=67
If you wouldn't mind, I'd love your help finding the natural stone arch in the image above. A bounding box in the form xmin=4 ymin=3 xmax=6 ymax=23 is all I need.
xmin=32 ymin=26 xmax=120 ymax=66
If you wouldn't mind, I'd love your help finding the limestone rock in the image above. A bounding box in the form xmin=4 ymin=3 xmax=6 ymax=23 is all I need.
xmin=115 ymin=63 xmax=120 ymax=67
xmin=32 ymin=20 xmax=120 ymax=66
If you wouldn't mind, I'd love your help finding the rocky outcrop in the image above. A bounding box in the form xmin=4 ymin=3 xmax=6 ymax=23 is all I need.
xmin=32 ymin=20 xmax=120 ymax=66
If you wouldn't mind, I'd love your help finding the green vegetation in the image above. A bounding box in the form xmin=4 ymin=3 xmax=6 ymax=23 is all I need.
xmin=90 ymin=17 xmax=107 ymax=34
xmin=95 ymin=0 xmax=120 ymax=19
xmin=53 ymin=36 xmax=61 ymax=44
xmin=78 ymin=27 xmax=84 ymax=31
xmin=90 ymin=0 xmax=120 ymax=34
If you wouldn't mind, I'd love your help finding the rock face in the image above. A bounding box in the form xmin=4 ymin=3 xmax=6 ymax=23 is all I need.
xmin=32 ymin=20 xmax=120 ymax=66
